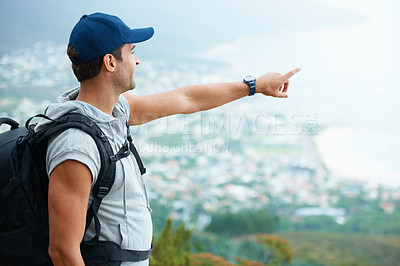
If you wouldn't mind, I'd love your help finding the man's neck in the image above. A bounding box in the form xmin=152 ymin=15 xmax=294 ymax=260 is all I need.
xmin=76 ymin=78 xmax=120 ymax=117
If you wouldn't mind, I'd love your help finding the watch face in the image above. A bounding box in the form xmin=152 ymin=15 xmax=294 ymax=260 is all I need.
xmin=244 ymin=75 xmax=255 ymax=82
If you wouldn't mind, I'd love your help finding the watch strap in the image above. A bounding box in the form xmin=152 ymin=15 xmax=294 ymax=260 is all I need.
xmin=243 ymin=76 xmax=256 ymax=96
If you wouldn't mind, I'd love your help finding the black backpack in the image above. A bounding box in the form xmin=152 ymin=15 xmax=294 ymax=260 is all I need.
xmin=0 ymin=112 xmax=151 ymax=266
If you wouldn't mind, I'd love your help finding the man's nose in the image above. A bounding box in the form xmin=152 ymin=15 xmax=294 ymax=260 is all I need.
xmin=135 ymin=54 xmax=140 ymax=65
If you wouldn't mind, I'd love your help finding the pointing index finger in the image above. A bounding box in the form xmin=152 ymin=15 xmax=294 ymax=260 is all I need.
xmin=283 ymin=67 xmax=301 ymax=80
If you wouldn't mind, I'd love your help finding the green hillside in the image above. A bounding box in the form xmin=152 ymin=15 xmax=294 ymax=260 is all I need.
xmin=280 ymin=232 xmax=400 ymax=266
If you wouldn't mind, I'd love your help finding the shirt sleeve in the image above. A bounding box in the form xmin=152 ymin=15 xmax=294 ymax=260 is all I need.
xmin=118 ymin=94 xmax=130 ymax=119
xmin=46 ymin=128 xmax=101 ymax=186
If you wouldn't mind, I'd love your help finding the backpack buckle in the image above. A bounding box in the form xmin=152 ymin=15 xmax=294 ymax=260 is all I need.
xmin=97 ymin=186 xmax=109 ymax=198
xmin=98 ymin=132 xmax=108 ymax=142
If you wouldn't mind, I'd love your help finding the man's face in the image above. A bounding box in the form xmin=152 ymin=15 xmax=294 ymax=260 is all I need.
xmin=114 ymin=43 xmax=140 ymax=92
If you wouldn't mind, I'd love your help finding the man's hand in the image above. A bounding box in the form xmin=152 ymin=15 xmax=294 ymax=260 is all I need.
xmin=256 ymin=68 xmax=301 ymax=98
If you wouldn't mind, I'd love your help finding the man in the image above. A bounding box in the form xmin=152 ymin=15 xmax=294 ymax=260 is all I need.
xmin=44 ymin=12 xmax=300 ymax=265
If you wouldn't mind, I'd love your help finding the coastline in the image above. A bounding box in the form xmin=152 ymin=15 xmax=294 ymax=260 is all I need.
xmin=314 ymin=126 xmax=400 ymax=187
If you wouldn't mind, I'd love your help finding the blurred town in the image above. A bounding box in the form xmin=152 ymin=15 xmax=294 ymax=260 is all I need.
xmin=1 ymin=42 xmax=399 ymax=231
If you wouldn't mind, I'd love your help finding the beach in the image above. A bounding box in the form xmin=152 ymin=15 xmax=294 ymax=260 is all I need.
xmin=314 ymin=126 xmax=400 ymax=187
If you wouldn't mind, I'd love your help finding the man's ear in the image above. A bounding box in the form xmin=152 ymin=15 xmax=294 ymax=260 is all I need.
xmin=103 ymin=54 xmax=116 ymax=73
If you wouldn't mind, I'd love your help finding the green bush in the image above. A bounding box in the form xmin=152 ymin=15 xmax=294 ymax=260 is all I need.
xmin=151 ymin=219 xmax=193 ymax=266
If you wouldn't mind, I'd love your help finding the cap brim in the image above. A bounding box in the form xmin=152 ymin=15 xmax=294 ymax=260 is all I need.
xmin=128 ymin=27 xmax=154 ymax=43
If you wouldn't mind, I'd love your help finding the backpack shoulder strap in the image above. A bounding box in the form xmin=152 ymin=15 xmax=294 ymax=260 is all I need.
xmin=32 ymin=113 xmax=116 ymax=236
xmin=35 ymin=113 xmax=116 ymax=198
xmin=125 ymin=121 xmax=146 ymax=175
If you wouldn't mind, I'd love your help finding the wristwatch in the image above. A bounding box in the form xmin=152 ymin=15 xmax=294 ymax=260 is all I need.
xmin=243 ymin=75 xmax=256 ymax=96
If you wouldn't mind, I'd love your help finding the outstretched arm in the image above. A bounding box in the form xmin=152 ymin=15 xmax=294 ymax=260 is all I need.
xmin=123 ymin=68 xmax=300 ymax=125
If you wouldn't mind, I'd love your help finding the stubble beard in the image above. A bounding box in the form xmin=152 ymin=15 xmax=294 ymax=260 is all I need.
xmin=114 ymin=69 xmax=136 ymax=93
xmin=125 ymin=67 xmax=136 ymax=91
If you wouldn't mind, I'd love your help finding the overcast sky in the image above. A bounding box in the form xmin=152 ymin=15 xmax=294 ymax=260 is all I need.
xmin=1 ymin=0 xmax=398 ymax=127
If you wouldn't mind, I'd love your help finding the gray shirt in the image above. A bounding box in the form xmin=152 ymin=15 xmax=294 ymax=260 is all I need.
xmin=38 ymin=88 xmax=152 ymax=266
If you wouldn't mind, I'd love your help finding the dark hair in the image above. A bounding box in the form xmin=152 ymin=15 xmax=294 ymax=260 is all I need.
xmin=67 ymin=44 xmax=123 ymax=82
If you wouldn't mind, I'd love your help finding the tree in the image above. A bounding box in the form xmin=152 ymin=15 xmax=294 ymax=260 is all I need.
xmin=151 ymin=218 xmax=193 ymax=265
xmin=192 ymin=253 xmax=235 ymax=266
xmin=237 ymin=240 xmax=268 ymax=262
xmin=256 ymin=234 xmax=294 ymax=265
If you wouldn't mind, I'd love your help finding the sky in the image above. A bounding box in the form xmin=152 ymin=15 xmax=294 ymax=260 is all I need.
xmin=192 ymin=0 xmax=399 ymax=128
xmin=1 ymin=0 xmax=399 ymax=185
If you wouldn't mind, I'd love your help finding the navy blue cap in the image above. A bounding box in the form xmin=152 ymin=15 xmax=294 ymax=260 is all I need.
xmin=68 ymin=13 xmax=154 ymax=64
